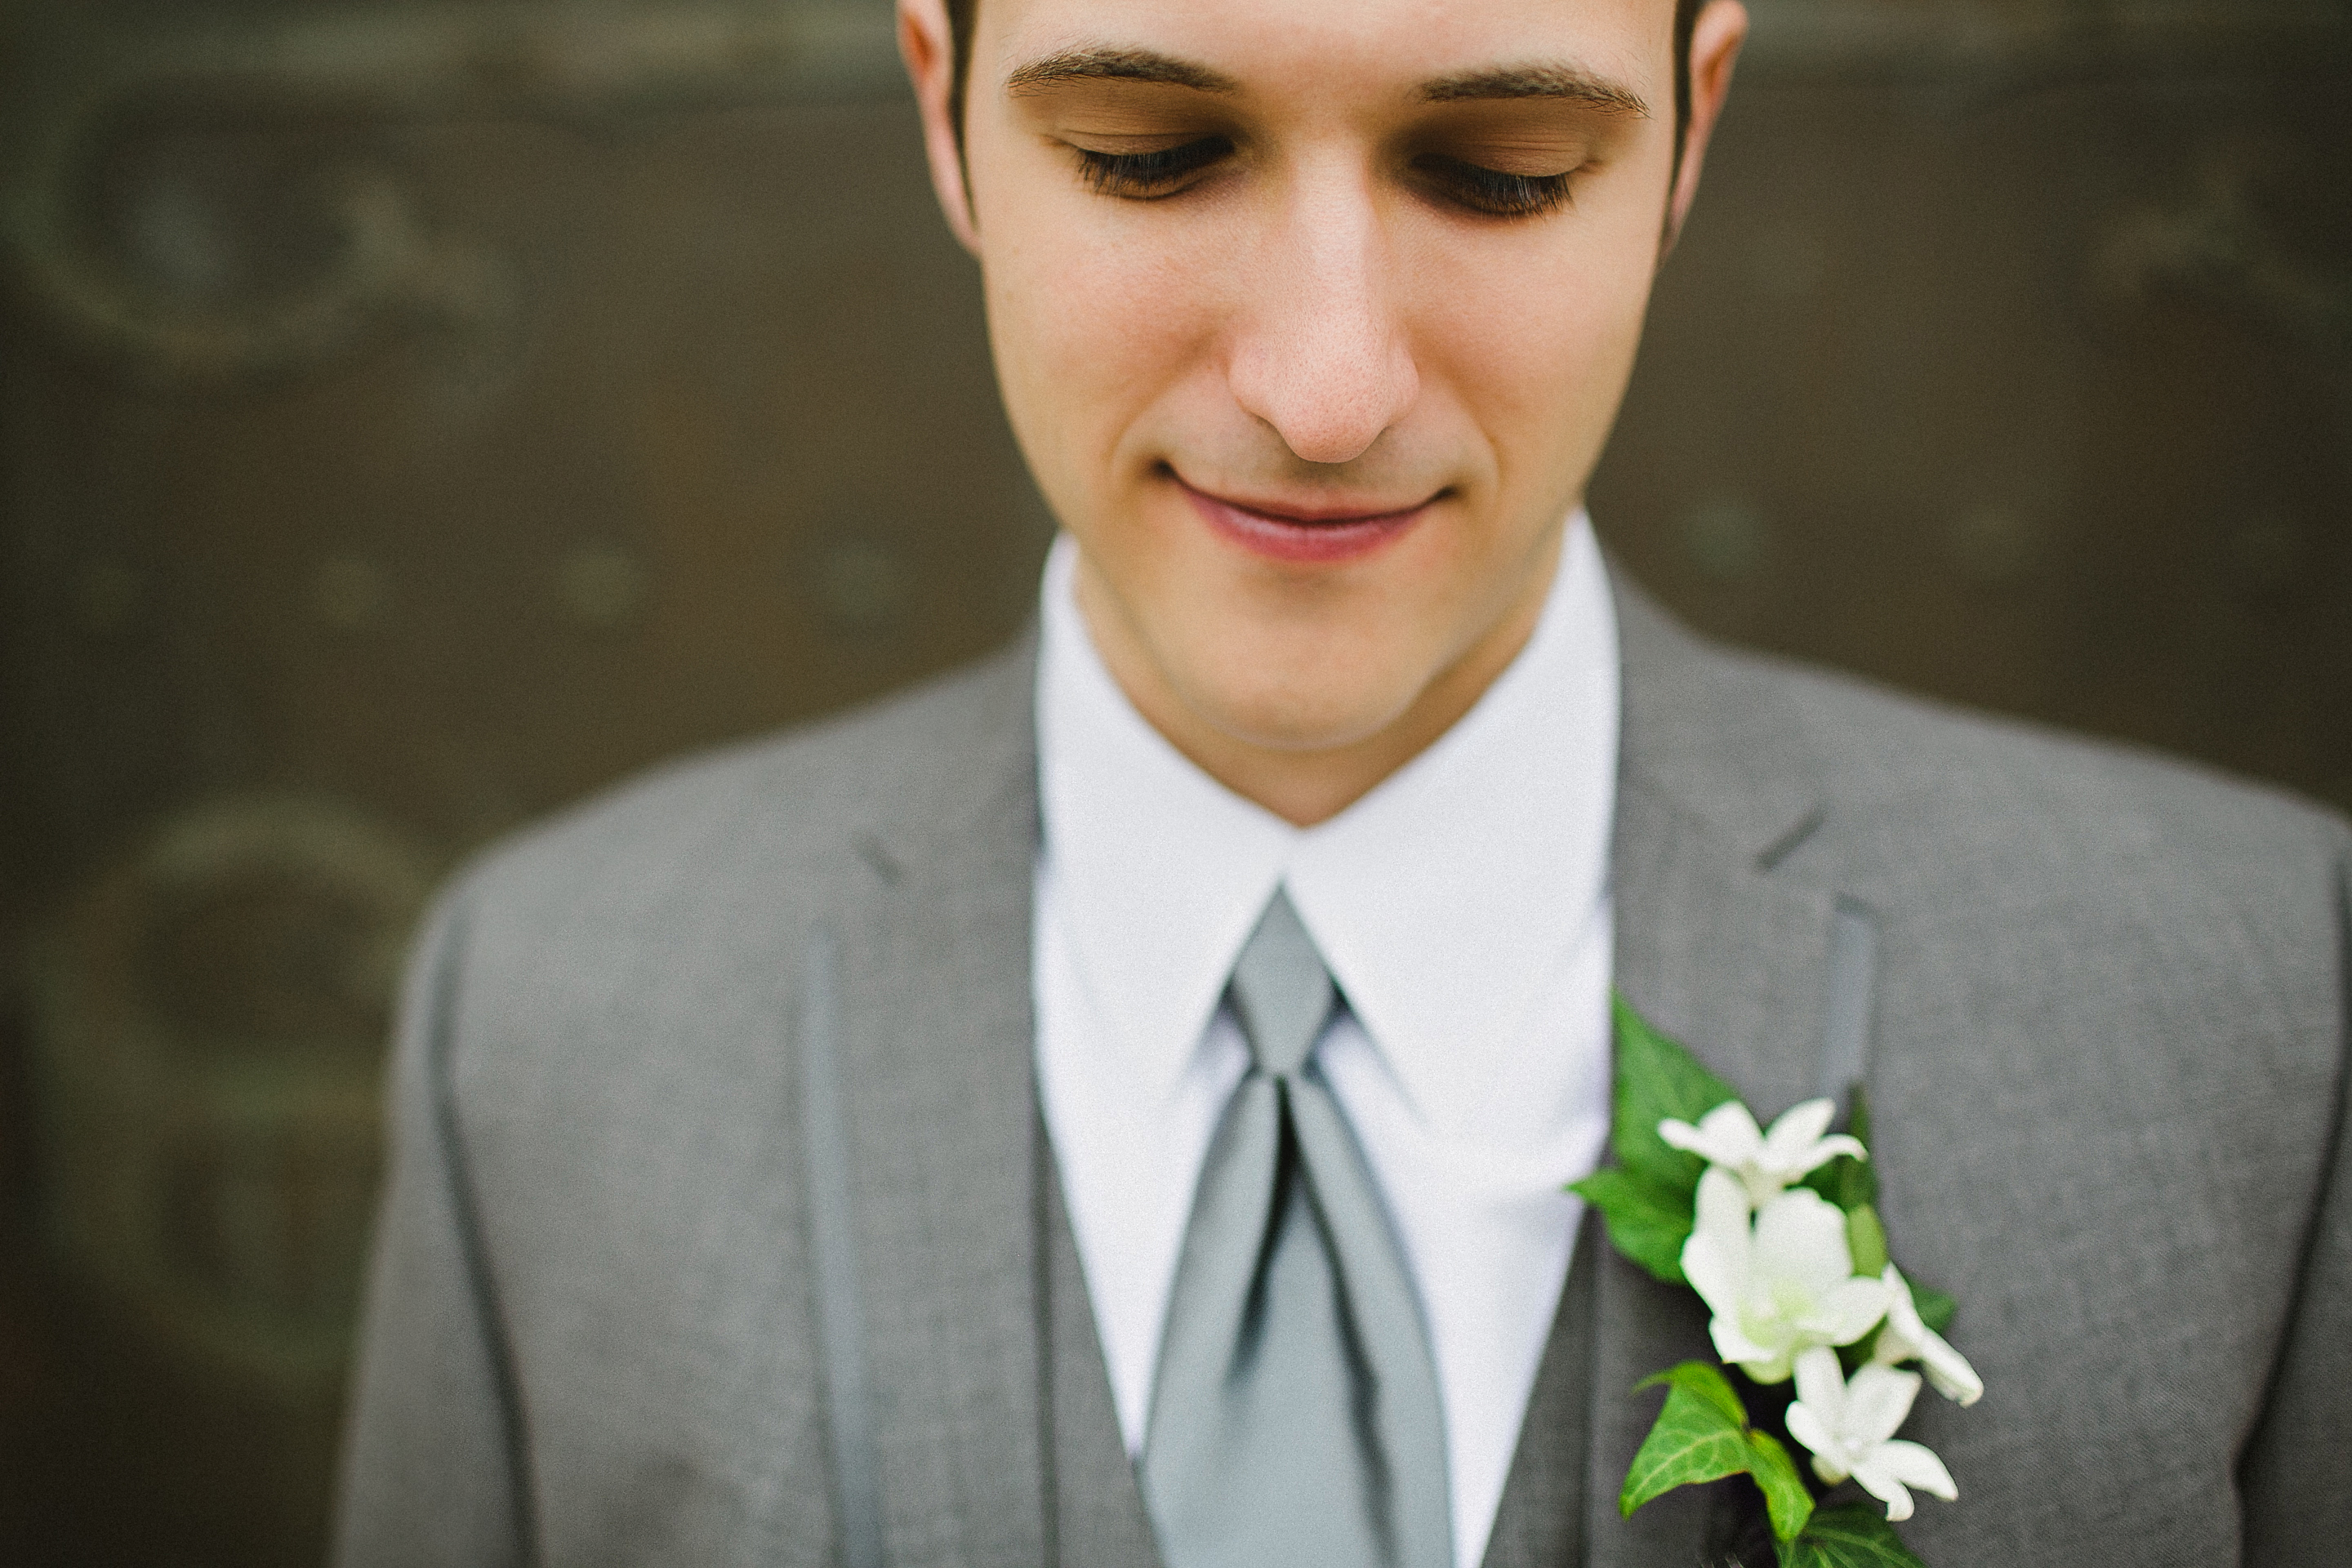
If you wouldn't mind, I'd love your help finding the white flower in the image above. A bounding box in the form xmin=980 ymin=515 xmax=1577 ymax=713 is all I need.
xmin=1680 ymin=1168 xmax=1891 ymax=1383
xmin=1785 ymin=1346 xmax=1959 ymax=1522
xmin=1659 ymin=1097 xmax=1867 ymax=1209
xmin=1872 ymin=1264 xmax=1984 ymax=1406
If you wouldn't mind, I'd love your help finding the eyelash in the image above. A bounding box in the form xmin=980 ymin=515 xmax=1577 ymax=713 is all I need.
xmin=1071 ymin=140 xmax=1577 ymax=219
xmin=1075 ymin=138 xmax=1232 ymax=199
xmin=1414 ymin=156 xmax=1576 ymax=219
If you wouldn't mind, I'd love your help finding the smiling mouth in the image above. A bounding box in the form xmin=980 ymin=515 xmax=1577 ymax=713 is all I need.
xmin=1173 ymin=474 xmax=1437 ymax=564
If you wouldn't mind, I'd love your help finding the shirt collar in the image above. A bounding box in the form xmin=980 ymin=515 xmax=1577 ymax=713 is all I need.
xmin=1035 ymin=516 xmax=1619 ymax=1123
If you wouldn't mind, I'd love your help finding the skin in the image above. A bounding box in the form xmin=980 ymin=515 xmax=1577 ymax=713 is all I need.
xmin=900 ymin=0 xmax=1747 ymax=826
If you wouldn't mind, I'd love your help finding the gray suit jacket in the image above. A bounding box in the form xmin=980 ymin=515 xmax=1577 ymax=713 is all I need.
xmin=336 ymin=578 xmax=2351 ymax=1567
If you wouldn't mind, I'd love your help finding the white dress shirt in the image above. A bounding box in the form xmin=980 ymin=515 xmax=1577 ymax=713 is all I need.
xmin=1031 ymin=515 xmax=1619 ymax=1568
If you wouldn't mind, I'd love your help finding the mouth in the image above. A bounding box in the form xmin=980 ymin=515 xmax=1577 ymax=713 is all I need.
xmin=1174 ymin=474 xmax=1437 ymax=565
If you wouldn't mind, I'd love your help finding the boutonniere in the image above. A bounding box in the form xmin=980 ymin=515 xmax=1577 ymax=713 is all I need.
xmin=1573 ymin=997 xmax=1981 ymax=1567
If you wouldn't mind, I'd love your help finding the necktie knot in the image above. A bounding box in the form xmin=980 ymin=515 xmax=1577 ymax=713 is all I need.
xmin=1228 ymin=889 xmax=1335 ymax=1079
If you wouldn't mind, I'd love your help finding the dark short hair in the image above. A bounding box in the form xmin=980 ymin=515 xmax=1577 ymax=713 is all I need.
xmin=944 ymin=0 xmax=1708 ymax=177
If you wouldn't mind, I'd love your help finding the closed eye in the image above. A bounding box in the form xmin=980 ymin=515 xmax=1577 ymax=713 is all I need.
xmin=1074 ymin=136 xmax=1234 ymax=199
xmin=1413 ymin=154 xmax=1576 ymax=219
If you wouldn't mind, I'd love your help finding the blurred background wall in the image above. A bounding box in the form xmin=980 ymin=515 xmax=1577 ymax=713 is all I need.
xmin=0 ymin=0 xmax=2345 ymax=1561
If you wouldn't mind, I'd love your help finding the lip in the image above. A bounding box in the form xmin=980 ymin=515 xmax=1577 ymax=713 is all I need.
xmin=1177 ymin=478 xmax=1434 ymax=565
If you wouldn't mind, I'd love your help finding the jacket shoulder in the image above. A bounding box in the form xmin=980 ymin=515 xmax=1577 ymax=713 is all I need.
xmin=442 ymin=635 xmax=1035 ymax=933
xmin=1616 ymin=572 xmax=2348 ymax=884
xmin=1689 ymin=637 xmax=2352 ymax=1004
xmin=1757 ymin=647 xmax=2350 ymax=874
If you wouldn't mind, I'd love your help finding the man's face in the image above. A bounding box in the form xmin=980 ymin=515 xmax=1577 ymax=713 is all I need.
xmin=906 ymin=0 xmax=1739 ymax=817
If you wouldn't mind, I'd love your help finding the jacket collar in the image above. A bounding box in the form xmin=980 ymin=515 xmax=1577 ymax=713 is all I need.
xmin=821 ymin=640 xmax=1055 ymax=1566
xmin=1612 ymin=573 xmax=1828 ymax=870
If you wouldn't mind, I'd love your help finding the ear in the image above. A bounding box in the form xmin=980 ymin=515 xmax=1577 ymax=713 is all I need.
xmin=1664 ymin=0 xmax=1747 ymax=255
xmin=898 ymin=0 xmax=979 ymax=253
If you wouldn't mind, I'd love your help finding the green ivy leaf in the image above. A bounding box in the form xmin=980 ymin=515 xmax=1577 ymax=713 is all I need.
xmin=1638 ymin=1361 xmax=1749 ymax=1423
xmin=1845 ymin=1205 xmax=1890 ymax=1278
xmin=1772 ymin=1504 xmax=1930 ymax=1568
xmin=1624 ymin=1364 xmax=1818 ymax=1544
xmin=1744 ymin=1429 xmax=1816 ymax=1544
xmin=1570 ymin=1167 xmax=1694 ymax=1285
xmin=1610 ymin=995 xmax=1739 ymax=1196
xmin=1622 ymin=1365 xmax=1754 ymax=1516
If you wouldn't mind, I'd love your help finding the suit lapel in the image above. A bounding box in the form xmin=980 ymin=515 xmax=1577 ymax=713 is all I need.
xmin=827 ymin=649 xmax=1054 ymax=1568
xmin=1584 ymin=578 xmax=1847 ymax=1568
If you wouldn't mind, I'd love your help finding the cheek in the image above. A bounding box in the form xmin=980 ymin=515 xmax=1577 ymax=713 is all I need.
xmin=1408 ymin=212 xmax=1659 ymax=497
xmin=980 ymin=185 xmax=1223 ymax=499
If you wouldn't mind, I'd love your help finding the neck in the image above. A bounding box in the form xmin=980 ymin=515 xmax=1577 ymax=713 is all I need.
xmin=1074 ymin=530 xmax=1564 ymax=828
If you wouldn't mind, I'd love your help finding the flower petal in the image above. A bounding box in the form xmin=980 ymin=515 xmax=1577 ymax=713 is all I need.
xmin=1656 ymin=1118 xmax=1711 ymax=1156
xmin=1680 ymin=1169 xmax=1753 ymax=1318
xmin=1708 ymin=1316 xmax=1779 ymax=1373
xmin=1787 ymin=1134 xmax=1868 ymax=1178
xmin=1849 ymin=1457 xmax=1918 ymax=1522
xmin=1659 ymin=1100 xmax=1762 ymax=1169
xmin=1784 ymin=1402 xmax=1847 ymax=1482
xmin=1920 ymin=1339 xmax=1985 ymax=1408
xmin=1810 ymin=1276 xmax=1894 ymax=1346
xmin=1882 ymin=1265 xmax=1984 ymax=1405
xmin=1873 ymin=1439 xmax=1959 ymax=1503
xmin=1842 ymin=1364 xmax=1923 ymax=1446
xmin=1751 ymin=1188 xmax=1856 ymax=1293
xmin=1761 ymin=1098 xmax=1838 ymax=1164
xmin=1699 ymin=1099 xmax=1766 ymax=1150
xmin=1873 ymin=1270 xmax=1922 ymax=1361
xmin=1792 ymin=1345 xmax=1846 ymax=1423
xmin=1696 ymin=1165 xmax=1754 ymax=1236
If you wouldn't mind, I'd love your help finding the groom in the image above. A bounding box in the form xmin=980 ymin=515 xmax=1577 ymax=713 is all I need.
xmin=335 ymin=0 xmax=2350 ymax=1564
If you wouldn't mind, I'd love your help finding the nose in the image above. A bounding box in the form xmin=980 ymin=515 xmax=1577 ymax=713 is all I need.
xmin=1224 ymin=174 xmax=1419 ymax=467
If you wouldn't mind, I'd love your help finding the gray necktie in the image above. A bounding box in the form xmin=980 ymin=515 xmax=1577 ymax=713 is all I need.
xmin=1141 ymin=889 xmax=1453 ymax=1568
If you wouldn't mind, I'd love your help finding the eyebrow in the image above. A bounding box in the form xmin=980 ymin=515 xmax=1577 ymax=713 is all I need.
xmin=1419 ymin=65 xmax=1650 ymax=116
xmin=1001 ymin=47 xmax=1650 ymax=119
xmin=1005 ymin=47 xmax=1240 ymax=96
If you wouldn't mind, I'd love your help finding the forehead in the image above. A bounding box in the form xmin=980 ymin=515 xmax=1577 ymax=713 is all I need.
xmin=975 ymin=0 xmax=1677 ymax=104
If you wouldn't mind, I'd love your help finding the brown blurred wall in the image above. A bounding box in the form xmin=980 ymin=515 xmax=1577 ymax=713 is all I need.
xmin=1 ymin=1 xmax=2345 ymax=1562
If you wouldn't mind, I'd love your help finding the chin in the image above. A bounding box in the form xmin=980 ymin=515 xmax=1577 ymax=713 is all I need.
xmin=1174 ymin=647 xmax=1424 ymax=757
